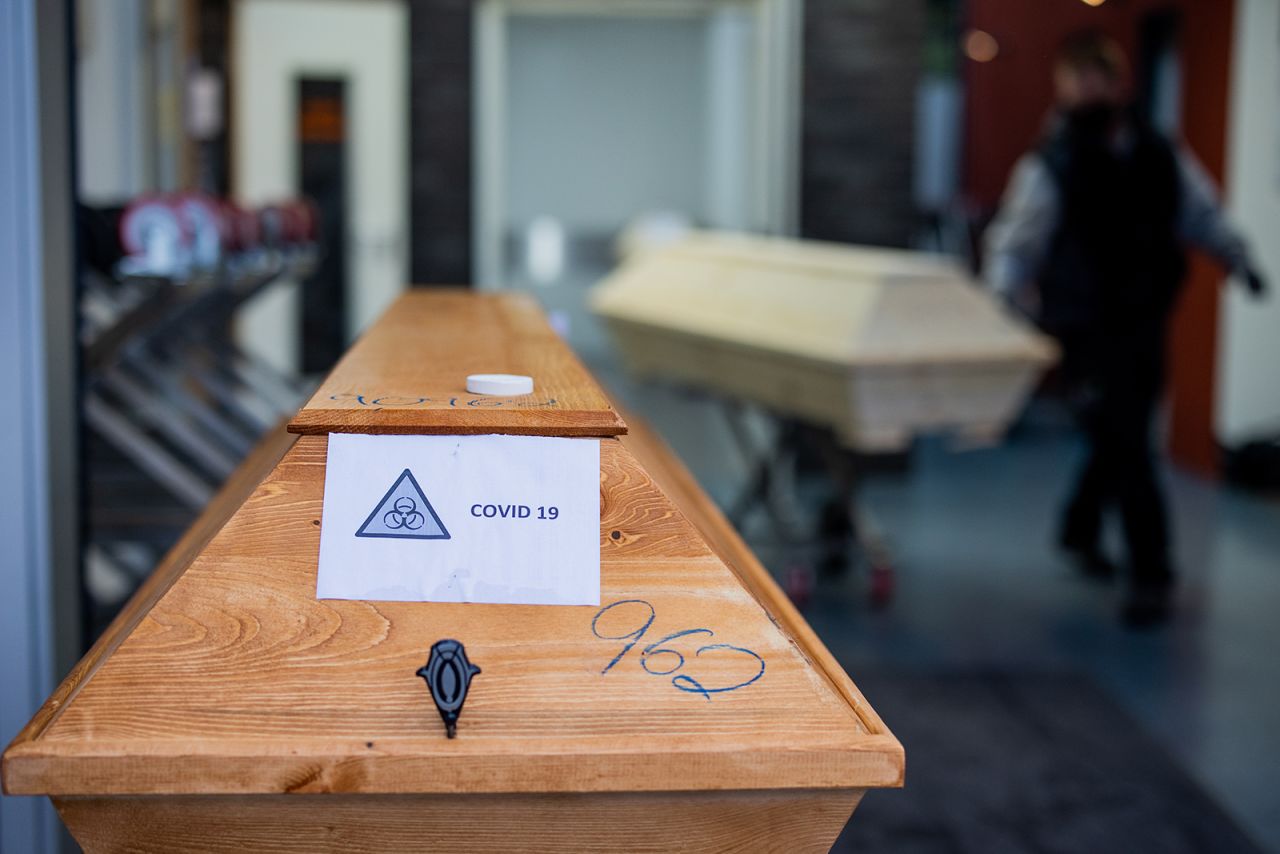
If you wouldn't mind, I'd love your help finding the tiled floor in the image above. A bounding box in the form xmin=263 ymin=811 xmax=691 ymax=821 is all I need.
xmin=595 ymin=363 xmax=1280 ymax=851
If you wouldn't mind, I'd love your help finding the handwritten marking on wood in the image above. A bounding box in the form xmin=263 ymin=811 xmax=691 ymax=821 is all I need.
xmin=592 ymin=599 xmax=765 ymax=700
xmin=329 ymin=393 xmax=562 ymax=409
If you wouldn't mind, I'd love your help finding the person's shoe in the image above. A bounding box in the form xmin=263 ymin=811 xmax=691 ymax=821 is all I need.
xmin=1058 ymin=534 xmax=1118 ymax=581
xmin=1121 ymin=580 xmax=1174 ymax=628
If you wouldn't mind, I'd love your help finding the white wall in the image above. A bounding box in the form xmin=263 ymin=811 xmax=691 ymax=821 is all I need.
xmin=76 ymin=0 xmax=151 ymax=202
xmin=504 ymin=14 xmax=712 ymax=235
xmin=1217 ymin=0 xmax=1280 ymax=443
xmin=703 ymin=6 xmax=755 ymax=231
xmin=232 ymin=0 xmax=408 ymax=374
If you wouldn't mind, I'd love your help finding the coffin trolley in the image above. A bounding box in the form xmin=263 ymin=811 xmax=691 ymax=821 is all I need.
xmin=591 ymin=232 xmax=1057 ymax=597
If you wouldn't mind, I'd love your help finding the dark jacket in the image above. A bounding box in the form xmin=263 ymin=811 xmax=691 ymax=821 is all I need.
xmin=1036 ymin=112 xmax=1186 ymax=335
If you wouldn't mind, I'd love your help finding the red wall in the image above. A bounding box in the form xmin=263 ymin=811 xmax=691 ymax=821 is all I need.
xmin=963 ymin=0 xmax=1236 ymax=475
xmin=1167 ymin=1 xmax=1235 ymax=476
xmin=963 ymin=0 xmax=1201 ymax=207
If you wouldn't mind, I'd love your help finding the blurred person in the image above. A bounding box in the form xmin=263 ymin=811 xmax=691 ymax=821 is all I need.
xmin=984 ymin=30 xmax=1268 ymax=627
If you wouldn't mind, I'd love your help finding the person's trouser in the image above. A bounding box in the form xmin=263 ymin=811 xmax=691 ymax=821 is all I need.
xmin=1057 ymin=320 xmax=1172 ymax=585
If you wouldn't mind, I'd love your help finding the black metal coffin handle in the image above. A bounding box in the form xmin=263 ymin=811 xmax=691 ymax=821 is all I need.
xmin=416 ymin=639 xmax=481 ymax=738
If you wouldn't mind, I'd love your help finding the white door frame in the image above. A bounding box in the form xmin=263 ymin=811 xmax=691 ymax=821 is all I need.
xmin=472 ymin=0 xmax=802 ymax=287
xmin=231 ymin=0 xmax=409 ymax=374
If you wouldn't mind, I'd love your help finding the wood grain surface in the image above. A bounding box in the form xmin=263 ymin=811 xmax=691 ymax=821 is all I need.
xmin=289 ymin=290 xmax=626 ymax=436
xmin=54 ymin=789 xmax=864 ymax=853
xmin=3 ymin=423 xmax=298 ymax=778
xmin=4 ymin=435 xmax=901 ymax=796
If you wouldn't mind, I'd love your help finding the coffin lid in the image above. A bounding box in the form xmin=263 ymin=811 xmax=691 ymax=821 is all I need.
xmin=3 ymin=291 xmax=901 ymax=797
xmin=592 ymin=230 xmax=1057 ymax=367
xmin=289 ymin=289 xmax=627 ymax=437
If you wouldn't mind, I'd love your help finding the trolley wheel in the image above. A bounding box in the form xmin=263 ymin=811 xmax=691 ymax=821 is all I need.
xmin=785 ymin=564 xmax=814 ymax=610
xmin=869 ymin=561 xmax=894 ymax=609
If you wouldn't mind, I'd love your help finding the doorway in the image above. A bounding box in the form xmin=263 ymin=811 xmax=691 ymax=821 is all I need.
xmin=473 ymin=0 xmax=801 ymax=357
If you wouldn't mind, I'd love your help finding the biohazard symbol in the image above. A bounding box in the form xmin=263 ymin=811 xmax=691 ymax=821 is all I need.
xmin=355 ymin=469 xmax=450 ymax=540
xmin=385 ymin=496 xmax=424 ymax=530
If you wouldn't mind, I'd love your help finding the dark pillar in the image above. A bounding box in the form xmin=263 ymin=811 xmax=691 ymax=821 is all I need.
xmin=409 ymin=0 xmax=474 ymax=285
xmin=800 ymin=0 xmax=926 ymax=248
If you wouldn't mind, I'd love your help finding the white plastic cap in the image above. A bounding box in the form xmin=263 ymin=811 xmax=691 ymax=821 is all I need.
xmin=466 ymin=373 xmax=534 ymax=396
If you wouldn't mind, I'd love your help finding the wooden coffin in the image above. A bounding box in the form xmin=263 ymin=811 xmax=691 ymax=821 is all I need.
xmin=591 ymin=231 xmax=1057 ymax=451
xmin=4 ymin=291 xmax=902 ymax=852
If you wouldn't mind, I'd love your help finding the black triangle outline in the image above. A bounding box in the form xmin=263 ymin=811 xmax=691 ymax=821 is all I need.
xmin=354 ymin=468 xmax=451 ymax=540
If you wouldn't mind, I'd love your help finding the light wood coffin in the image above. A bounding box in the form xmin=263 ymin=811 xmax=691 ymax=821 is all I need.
xmin=591 ymin=231 xmax=1058 ymax=451
xmin=4 ymin=291 xmax=902 ymax=852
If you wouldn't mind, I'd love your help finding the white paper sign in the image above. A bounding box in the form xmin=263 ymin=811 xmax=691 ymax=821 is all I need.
xmin=317 ymin=433 xmax=600 ymax=605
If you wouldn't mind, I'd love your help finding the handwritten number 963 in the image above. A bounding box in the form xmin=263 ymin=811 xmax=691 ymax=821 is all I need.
xmin=591 ymin=599 xmax=765 ymax=700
